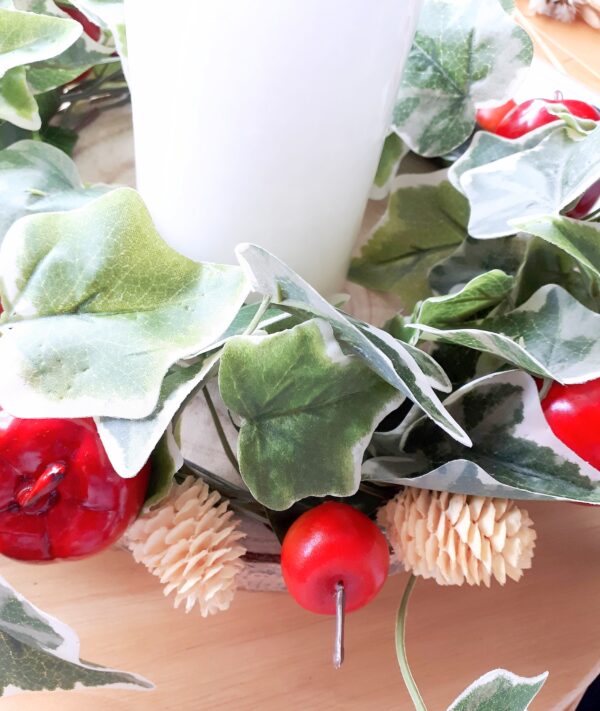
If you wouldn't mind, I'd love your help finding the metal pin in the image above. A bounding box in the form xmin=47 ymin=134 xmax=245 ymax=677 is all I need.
xmin=333 ymin=581 xmax=345 ymax=669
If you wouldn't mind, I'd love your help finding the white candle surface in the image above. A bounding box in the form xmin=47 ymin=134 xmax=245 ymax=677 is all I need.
xmin=125 ymin=1 xmax=421 ymax=295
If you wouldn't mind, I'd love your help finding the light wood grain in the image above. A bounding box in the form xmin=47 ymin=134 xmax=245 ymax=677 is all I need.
xmin=3 ymin=501 xmax=600 ymax=710
xmin=6 ymin=21 xmax=600 ymax=709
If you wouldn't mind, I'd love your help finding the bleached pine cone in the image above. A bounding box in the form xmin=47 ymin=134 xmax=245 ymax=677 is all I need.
xmin=378 ymin=488 xmax=536 ymax=587
xmin=125 ymin=476 xmax=246 ymax=616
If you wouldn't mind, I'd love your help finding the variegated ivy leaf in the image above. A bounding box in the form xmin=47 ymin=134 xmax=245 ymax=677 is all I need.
xmin=142 ymin=424 xmax=183 ymax=510
xmin=236 ymin=243 xmax=471 ymax=446
xmin=219 ymin=319 xmax=401 ymax=510
xmin=429 ymin=235 xmax=527 ymax=296
xmin=516 ymin=215 xmax=600 ymax=281
xmin=452 ymin=123 xmax=600 ymax=238
xmin=448 ymin=668 xmax=548 ymax=711
xmin=15 ymin=0 xmax=116 ymax=93
xmin=0 ymin=574 xmax=152 ymax=695
xmin=370 ymin=133 xmax=408 ymax=200
xmin=97 ymin=353 xmax=218 ymax=479
xmin=0 ymin=139 xmax=111 ymax=243
xmin=69 ymin=0 xmax=128 ymax=80
xmin=349 ymin=171 xmax=469 ymax=303
xmin=0 ymin=6 xmax=81 ymax=128
xmin=415 ymin=270 xmax=514 ymax=329
xmin=363 ymin=370 xmax=600 ymax=504
xmin=0 ymin=188 xmax=249 ymax=420
xmin=411 ymin=284 xmax=600 ymax=384
xmin=393 ymin=0 xmax=532 ymax=157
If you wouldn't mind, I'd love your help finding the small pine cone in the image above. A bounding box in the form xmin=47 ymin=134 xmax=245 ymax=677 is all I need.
xmin=124 ymin=476 xmax=246 ymax=616
xmin=378 ymin=488 xmax=536 ymax=587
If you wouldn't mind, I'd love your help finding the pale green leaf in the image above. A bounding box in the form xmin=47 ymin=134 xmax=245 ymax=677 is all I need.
xmin=515 ymin=214 xmax=600 ymax=280
xmin=0 ymin=188 xmax=249 ymax=419
xmin=0 ymin=6 xmax=80 ymax=77
xmin=415 ymin=270 xmax=514 ymax=329
xmin=364 ymin=370 xmax=600 ymax=504
xmin=429 ymin=235 xmax=527 ymax=296
xmin=0 ymin=574 xmax=152 ymax=695
xmin=97 ymin=352 xmax=219 ymax=478
xmin=0 ymin=139 xmax=111 ymax=242
xmin=393 ymin=0 xmax=532 ymax=157
xmin=453 ymin=124 xmax=600 ymax=238
xmin=412 ymin=285 xmax=600 ymax=384
xmin=143 ymin=424 xmax=182 ymax=510
xmin=0 ymin=66 xmax=38 ymax=129
xmin=219 ymin=319 xmax=401 ymax=510
xmin=448 ymin=668 xmax=548 ymax=711
xmin=236 ymin=243 xmax=471 ymax=446
xmin=349 ymin=172 xmax=469 ymax=303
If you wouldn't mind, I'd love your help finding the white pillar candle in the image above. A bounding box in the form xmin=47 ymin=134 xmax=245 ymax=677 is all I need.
xmin=125 ymin=1 xmax=421 ymax=295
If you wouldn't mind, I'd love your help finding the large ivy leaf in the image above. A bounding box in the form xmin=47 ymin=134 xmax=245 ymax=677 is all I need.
xmin=0 ymin=574 xmax=152 ymax=695
xmin=429 ymin=235 xmax=527 ymax=296
xmin=516 ymin=215 xmax=600 ymax=281
xmin=363 ymin=370 xmax=600 ymax=504
xmin=0 ymin=6 xmax=81 ymax=128
xmin=392 ymin=0 xmax=532 ymax=157
xmin=219 ymin=319 xmax=401 ymax=510
xmin=448 ymin=669 xmax=548 ymax=711
xmin=349 ymin=172 xmax=469 ymax=303
xmin=452 ymin=124 xmax=600 ymax=238
xmin=0 ymin=139 xmax=111 ymax=243
xmin=236 ymin=243 xmax=471 ymax=446
xmin=415 ymin=270 xmax=514 ymax=329
xmin=0 ymin=188 xmax=249 ymax=419
xmin=411 ymin=285 xmax=600 ymax=384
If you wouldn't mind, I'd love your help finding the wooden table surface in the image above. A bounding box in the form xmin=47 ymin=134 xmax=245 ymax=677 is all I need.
xmin=5 ymin=8 xmax=600 ymax=711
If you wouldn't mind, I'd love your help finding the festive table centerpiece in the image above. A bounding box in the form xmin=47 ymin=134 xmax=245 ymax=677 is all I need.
xmin=0 ymin=1 xmax=600 ymax=709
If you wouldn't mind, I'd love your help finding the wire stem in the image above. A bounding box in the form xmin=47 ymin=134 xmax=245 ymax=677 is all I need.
xmin=396 ymin=575 xmax=427 ymax=711
xmin=202 ymin=386 xmax=240 ymax=474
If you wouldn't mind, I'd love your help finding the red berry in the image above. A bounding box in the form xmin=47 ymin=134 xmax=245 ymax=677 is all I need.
xmin=567 ymin=179 xmax=600 ymax=220
xmin=542 ymin=379 xmax=600 ymax=470
xmin=56 ymin=3 xmax=102 ymax=41
xmin=0 ymin=411 xmax=150 ymax=562
xmin=280 ymin=501 xmax=389 ymax=614
xmin=495 ymin=98 xmax=600 ymax=139
xmin=475 ymin=99 xmax=517 ymax=133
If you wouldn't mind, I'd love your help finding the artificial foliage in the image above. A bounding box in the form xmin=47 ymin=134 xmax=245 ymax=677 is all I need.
xmin=0 ymin=0 xmax=598 ymax=708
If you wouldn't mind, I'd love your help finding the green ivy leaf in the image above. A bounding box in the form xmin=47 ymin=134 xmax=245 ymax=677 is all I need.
xmin=143 ymin=424 xmax=182 ymax=510
xmin=0 ymin=574 xmax=152 ymax=695
xmin=371 ymin=133 xmax=407 ymax=199
xmin=393 ymin=0 xmax=532 ymax=157
xmin=0 ymin=5 xmax=81 ymax=128
xmin=515 ymin=215 xmax=600 ymax=281
xmin=448 ymin=668 xmax=548 ymax=711
xmin=411 ymin=285 xmax=600 ymax=384
xmin=349 ymin=172 xmax=469 ymax=303
xmin=429 ymin=235 xmax=527 ymax=296
xmin=0 ymin=139 xmax=111 ymax=243
xmin=219 ymin=319 xmax=401 ymax=510
xmin=415 ymin=270 xmax=514 ymax=329
xmin=97 ymin=352 xmax=219 ymax=478
xmin=364 ymin=370 xmax=600 ymax=504
xmin=0 ymin=188 xmax=249 ymax=420
xmin=452 ymin=124 xmax=600 ymax=238
xmin=237 ymin=243 xmax=471 ymax=446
